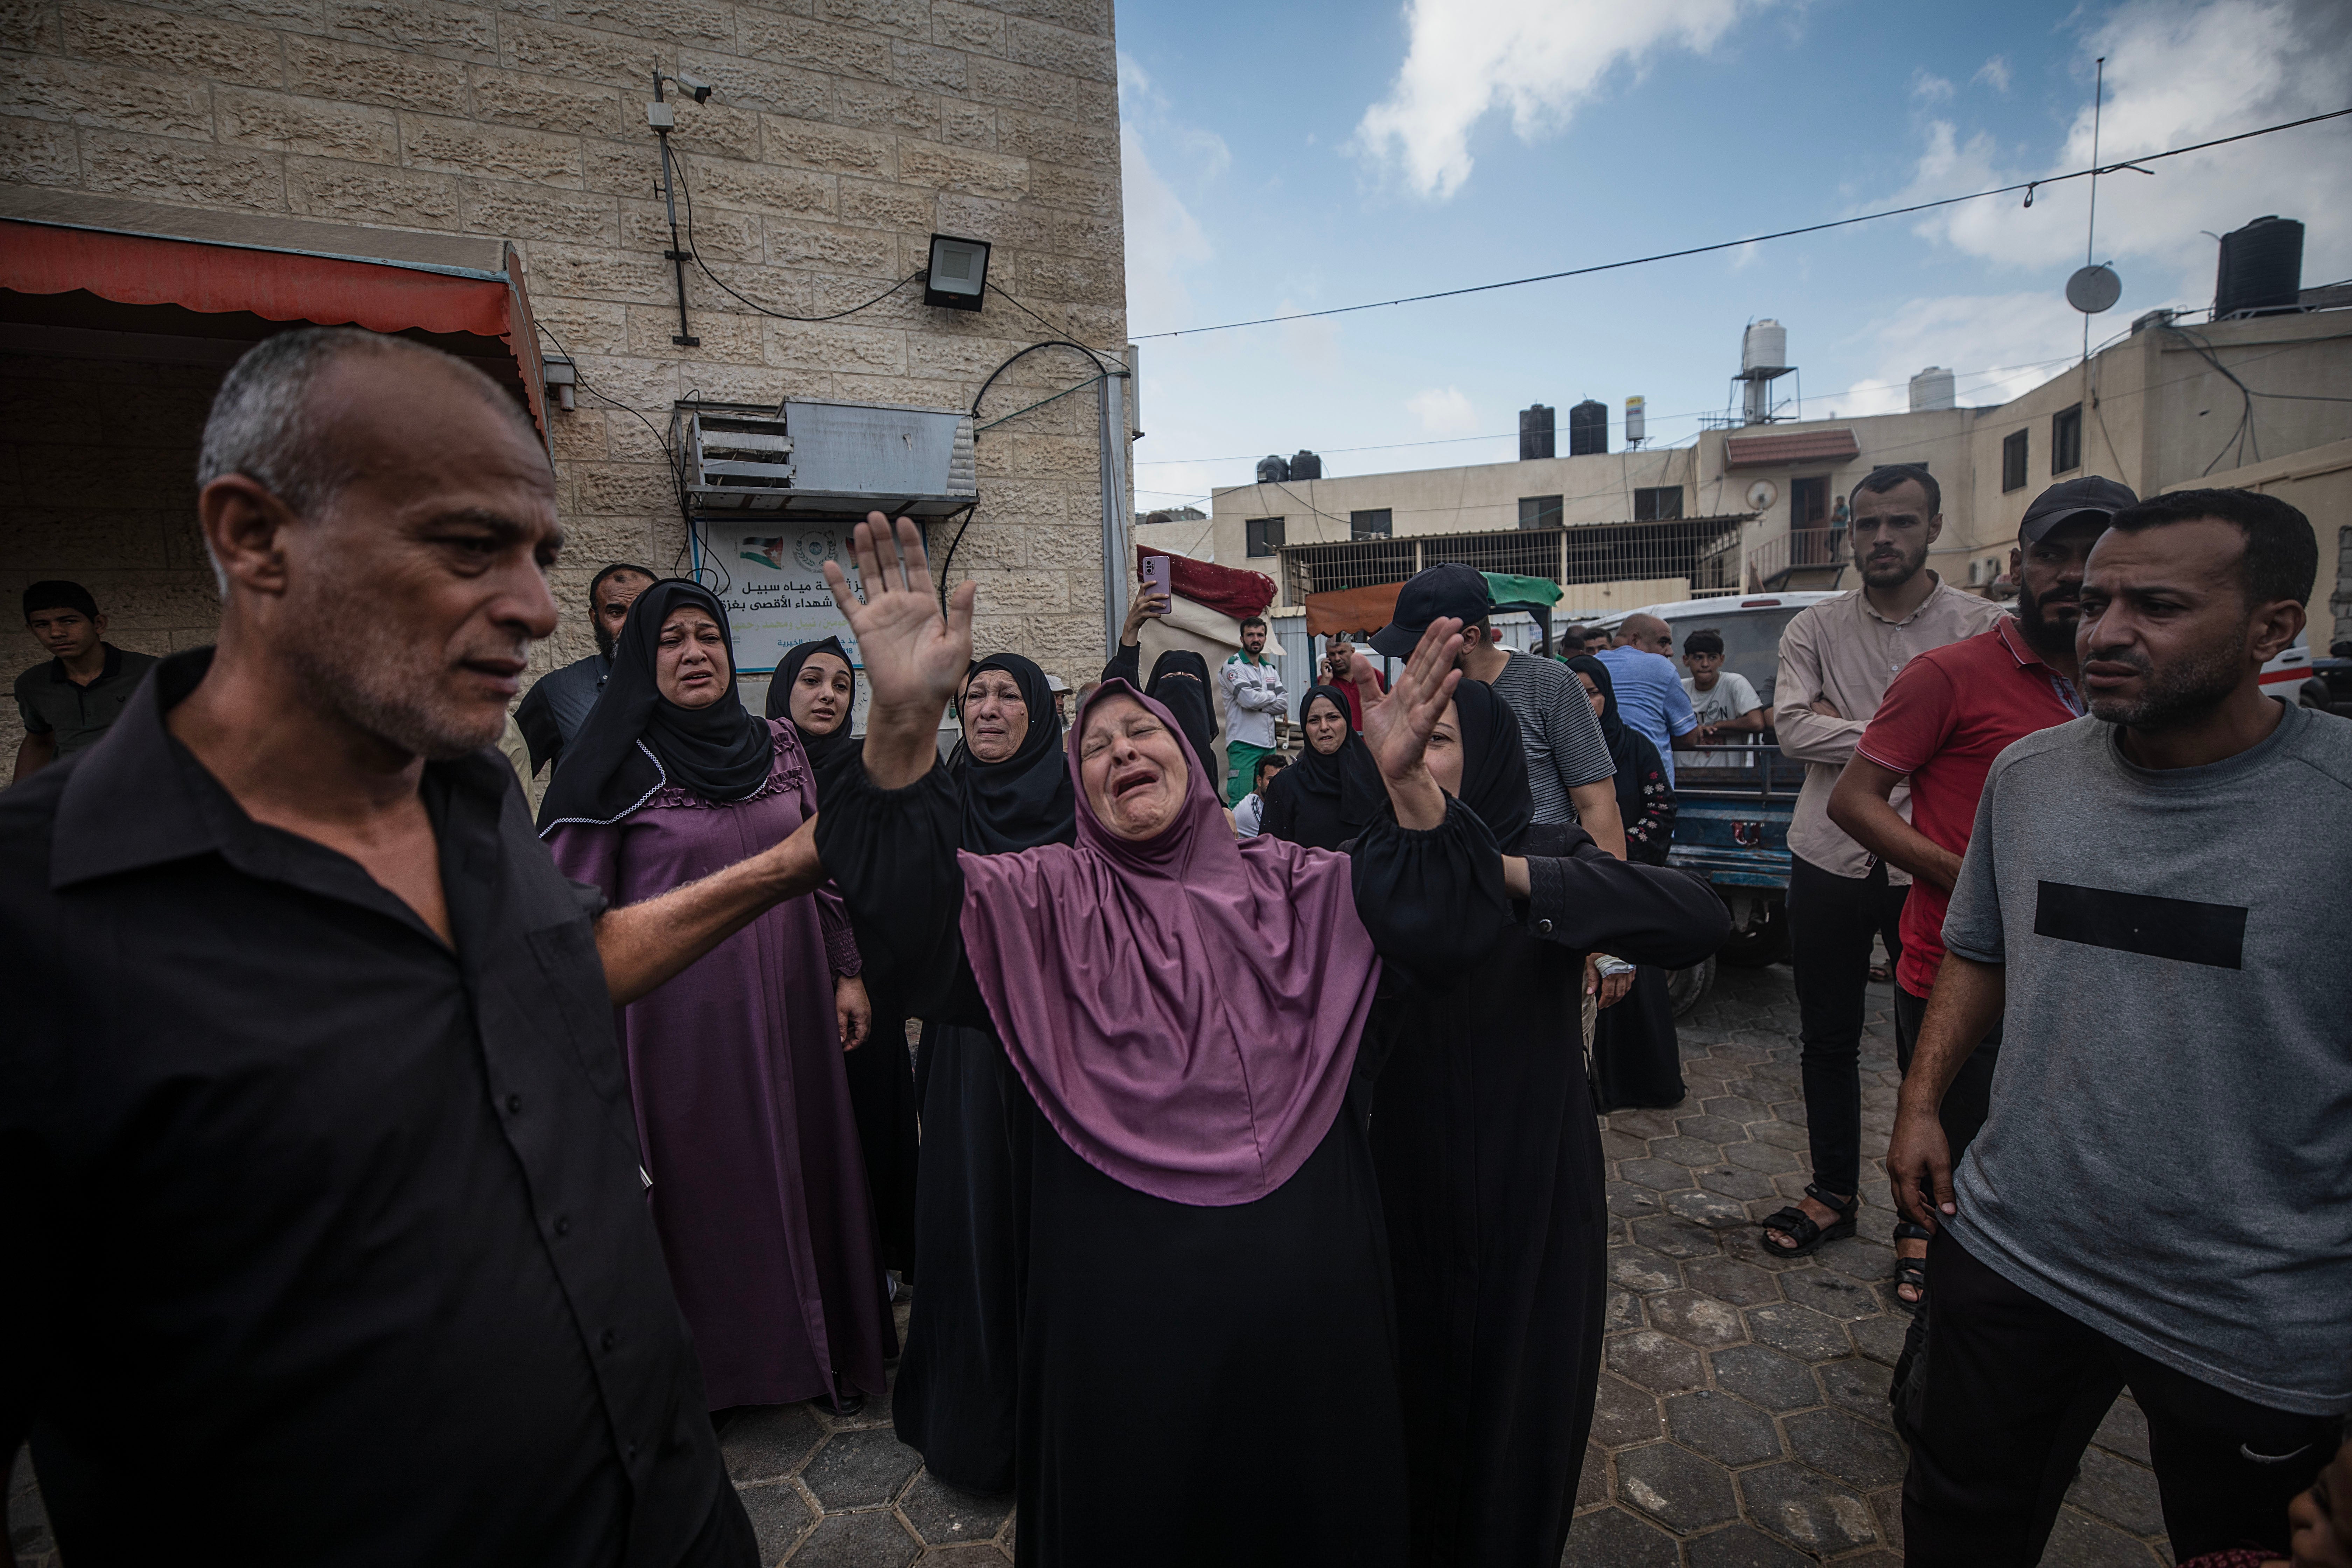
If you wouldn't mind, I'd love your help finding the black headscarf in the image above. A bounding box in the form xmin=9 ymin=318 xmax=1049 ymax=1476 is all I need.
xmin=949 ymin=652 xmax=1077 ymax=854
xmin=1293 ymin=685 xmax=1363 ymax=802
xmin=765 ymin=637 xmax=859 ymax=799
xmin=1448 ymin=677 xmax=1535 ymax=854
xmin=537 ymin=579 xmax=775 ymax=831
xmin=1569 ymin=654 xmax=1650 ymax=829
xmin=1144 ymin=649 xmax=1218 ymax=776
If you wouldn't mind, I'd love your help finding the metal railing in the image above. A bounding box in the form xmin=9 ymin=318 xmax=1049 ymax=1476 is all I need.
xmin=1672 ymin=737 xmax=1809 ymax=800
xmin=1277 ymin=514 xmax=1750 ymax=604
xmin=1743 ymin=527 xmax=1847 ymax=589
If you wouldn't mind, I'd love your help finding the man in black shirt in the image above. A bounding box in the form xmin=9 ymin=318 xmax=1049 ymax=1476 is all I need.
xmin=0 ymin=328 xmax=825 ymax=1566
xmin=10 ymin=580 xmax=160 ymax=782
xmin=514 ymin=560 xmax=656 ymax=777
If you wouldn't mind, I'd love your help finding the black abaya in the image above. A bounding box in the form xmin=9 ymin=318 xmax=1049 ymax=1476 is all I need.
xmin=1358 ymin=689 xmax=1727 ymax=1568
xmin=817 ymin=756 xmax=1515 ymax=1566
xmin=842 ymin=1007 xmax=920 ymax=1278
xmin=1566 ymin=657 xmax=1689 ymax=1111
xmin=892 ymin=655 xmax=1076 ymax=1492
xmin=1259 ymin=686 xmax=1366 ymax=852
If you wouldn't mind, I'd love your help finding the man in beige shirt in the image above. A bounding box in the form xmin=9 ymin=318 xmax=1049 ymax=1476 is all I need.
xmin=1757 ymin=465 xmax=2003 ymax=1261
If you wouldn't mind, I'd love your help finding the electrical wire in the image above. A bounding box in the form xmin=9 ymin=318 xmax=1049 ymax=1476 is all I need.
xmin=1129 ymin=106 xmax=2352 ymax=341
xmin=534 ymin=316 xmax=694 ymax=537
xmin=968 ymin=340 xmax=1116 ymax=421
xmin=985 ymin=281 xmax=1121 ymax=367
xmin=2167 ymin=323 xmax=2265 ymax=475
xmin=671 ymin=150 xmax=929 ymax=324
xmin=975 ymin=372 xmax=1111 ymax=434
xmin=1130 ymin=353 xmax=2092 ymax=467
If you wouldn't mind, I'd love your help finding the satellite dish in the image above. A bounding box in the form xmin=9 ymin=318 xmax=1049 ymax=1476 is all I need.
xmin=1745 ymin=479 xmax=1778 ymax=511
xmin=2067 ymin=264 xmax=2122 ymax=314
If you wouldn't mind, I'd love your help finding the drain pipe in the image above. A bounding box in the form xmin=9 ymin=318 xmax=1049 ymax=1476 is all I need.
xmin=1097 ymin=365 xmax=1133 ymax=654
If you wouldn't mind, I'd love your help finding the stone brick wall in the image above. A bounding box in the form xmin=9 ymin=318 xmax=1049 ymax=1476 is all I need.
xmin=0 ymin=0 xmax=1129 ymax=762
xmin=0 ymin=349 xmax=225 ymax=760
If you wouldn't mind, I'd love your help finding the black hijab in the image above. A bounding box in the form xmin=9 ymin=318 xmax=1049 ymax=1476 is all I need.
xmin=766 ymin=637 xmax=859 ymax=798
xmin=1448 ymin=677 xmax=1535 ymax=854
xmin=949 ymin=652 xmax=1077 ymax=854
xmin=537 ymin=579 xmax=775 ymax=831
xmin=1144 ymin=649 xmax=1218 ymax=776
xmin=1293 ymin=685 xmax=1363 ymax=801
xmin=1569 ymin=654 xmax=1650 ymax=827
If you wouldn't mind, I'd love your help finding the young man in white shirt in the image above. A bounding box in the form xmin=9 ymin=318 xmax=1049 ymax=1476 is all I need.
xmin=1680 ymin=628 xmax=1765 ymax=768
xmin=1218 ymin=615 xmax=1286 ymax=805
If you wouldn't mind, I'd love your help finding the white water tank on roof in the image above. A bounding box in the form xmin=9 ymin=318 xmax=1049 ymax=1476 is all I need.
xmin=1741 ymin=320 xmax=1788 ymax=376
xmin=1909 ymin=366 xmax=1956 ymax=411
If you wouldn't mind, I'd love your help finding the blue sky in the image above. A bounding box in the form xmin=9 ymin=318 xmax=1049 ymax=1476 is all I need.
xmin=1112 ymin=0 xmax=2351 ymax=525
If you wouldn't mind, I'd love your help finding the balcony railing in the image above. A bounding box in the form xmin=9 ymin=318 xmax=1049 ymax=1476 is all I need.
xmin=1744 ymin=527 xmax=1848 ymax=590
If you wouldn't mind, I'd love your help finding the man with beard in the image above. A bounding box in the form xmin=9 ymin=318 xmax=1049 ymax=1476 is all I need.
xmin=1886 ymin=487 xmax=2349 ymax=1566
xmin=514 ymin=559 xmax=655 ymax=777
xmin=1760 ymin=465 xmax=2002 ymax=1261
xmin=0 ymin=328 xmax=836 ymax=1565
xmin=1827 ymin=476 xmax=2132 ymax=1308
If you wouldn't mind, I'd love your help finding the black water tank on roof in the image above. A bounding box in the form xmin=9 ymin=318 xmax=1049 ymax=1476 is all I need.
xmin=2215 ymin=216 xmax=2304 ymax=318
xmin=1568 ymin=399 xmax=1608 ymax=456
xmin=1256 ymin=454 xmax=1291 ymax=484
xmin=1290 ymin=449 xmax=1323 ymax=480
xmin=1519 ymin=404 xmax=1555 ymax=461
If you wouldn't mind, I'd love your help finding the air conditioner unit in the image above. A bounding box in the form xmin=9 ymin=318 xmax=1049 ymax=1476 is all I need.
xmin=1967 ymin=559 xmax=1984 ymax=586
xmin=675 ymin=399 xmax=979 ymax=518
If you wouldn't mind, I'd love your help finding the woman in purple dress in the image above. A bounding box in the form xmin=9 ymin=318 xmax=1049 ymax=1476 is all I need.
xmin=539 ymin=580 xmax=895 ymax=1415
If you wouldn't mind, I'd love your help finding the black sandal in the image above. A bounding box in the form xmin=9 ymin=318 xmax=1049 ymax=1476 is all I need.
xmin=1758 ymin=1184 xmax=1858 ymax=1258
xmin=1892 ymin=1219 xmax=1933 ymax=1308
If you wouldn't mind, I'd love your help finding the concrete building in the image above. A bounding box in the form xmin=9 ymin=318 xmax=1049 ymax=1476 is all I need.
xmin=1209 ymin=303 xmax=2351 ymax=641
xmin=1 ymin=0 xmax=1133 ymax=761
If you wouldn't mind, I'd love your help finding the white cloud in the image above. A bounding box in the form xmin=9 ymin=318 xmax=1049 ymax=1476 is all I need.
xmin=1912 ymin=70 xmax=1955 ymax=104
xmin=1406 ymin=385 xmax=1483 ymax=435
xmin=1352 ymin=0 xmax=1765 ymax=200
xmin=1121 ymin=123 xmax=1213 ymax=333
xmin=1884 ymin=0 xmax=2352 ymax=298
xmin=1974 ymin=55 xmax=2012 ymax=93
xmin=1119 ymin=49 xmax=1229 ymax=335
xmin=1828 ymin=291 xmax=2091 ymax=420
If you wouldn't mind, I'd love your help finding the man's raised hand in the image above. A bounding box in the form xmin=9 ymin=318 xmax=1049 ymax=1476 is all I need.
xmin=823 ymin=512 xmax=974 ymax=788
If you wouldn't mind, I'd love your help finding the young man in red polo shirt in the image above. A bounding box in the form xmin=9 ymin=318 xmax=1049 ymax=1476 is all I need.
xmin=1827 ymin=476 xmax=2134 ymax=1307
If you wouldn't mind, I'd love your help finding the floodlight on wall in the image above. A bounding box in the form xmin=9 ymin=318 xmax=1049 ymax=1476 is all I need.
xmin=924 ymin=234 xmax=990 ymax=310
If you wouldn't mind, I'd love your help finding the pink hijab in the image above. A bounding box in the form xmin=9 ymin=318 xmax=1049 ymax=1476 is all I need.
xmin=957 ymin=680 xmax=1383 ymax=1206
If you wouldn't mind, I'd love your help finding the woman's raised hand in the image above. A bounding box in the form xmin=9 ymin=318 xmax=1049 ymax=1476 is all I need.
xmin=1356 ymin=618 xmax=1461 ymax=830
xmin=824 ymin=512 xmax=974 ymax=788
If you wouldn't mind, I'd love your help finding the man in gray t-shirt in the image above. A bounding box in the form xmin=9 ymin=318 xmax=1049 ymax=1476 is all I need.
xmin=1887 ymin=489 xmax=2350 ymax=1564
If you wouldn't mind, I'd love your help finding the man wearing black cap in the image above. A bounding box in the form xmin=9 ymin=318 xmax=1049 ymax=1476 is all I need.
xmin=12 ymin=581 xmax=160 ymax=783
xmin=1826 ymin=475 xmax=2133 ymax=1310
xmin=1373 ymin=563 xmax=1625 ymax=857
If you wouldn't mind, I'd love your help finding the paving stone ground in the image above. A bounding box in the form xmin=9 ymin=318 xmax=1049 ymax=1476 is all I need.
xmin=6 ymin=964 xmax=2173 ymax=1567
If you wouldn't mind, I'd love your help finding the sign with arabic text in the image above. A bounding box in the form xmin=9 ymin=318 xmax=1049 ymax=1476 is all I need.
xmin=705 ymin=521 xmax=862 ymax=676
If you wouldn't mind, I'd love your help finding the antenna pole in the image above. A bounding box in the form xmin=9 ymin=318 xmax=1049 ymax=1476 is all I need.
xmin=2086 ymin=57 xmax=2105 ymax=267
xmin=2083 ymin=56 xmax=2105 ymax=366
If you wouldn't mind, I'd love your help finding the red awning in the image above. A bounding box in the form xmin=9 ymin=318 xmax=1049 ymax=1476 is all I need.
xmin=0 ymin=197 xmax=549 ymax=451
xmin=1303 ymin=583 xmax=1405 ymax=638
xmin=1722 ymin=429 xmax=1859 ymax=469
